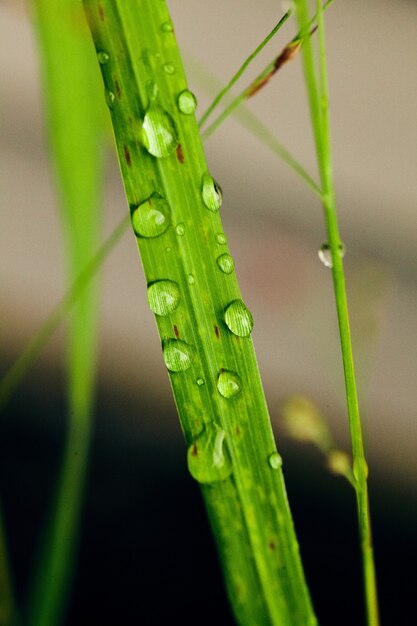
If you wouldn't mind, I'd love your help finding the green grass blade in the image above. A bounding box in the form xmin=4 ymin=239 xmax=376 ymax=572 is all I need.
xmin=198 ymin=10 xmax=291 ymax=129
xmin=295 ymin=2 xmax=380 ymax=625
xmin=0 ymin=215 xmax=129 ymax=414
xmin=82 ymin=1 xmax=317 ymax=624
xmin=27 ymin=1 xmax=104 ymax=625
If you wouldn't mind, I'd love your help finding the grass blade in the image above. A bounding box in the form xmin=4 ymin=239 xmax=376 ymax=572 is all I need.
xmin=27 ymin=1 xmax=104 ymax=624
xmin=82 ymin=1 xmax=317 ymax=624
xmin=294 ymin=2 xmax=380 ymax=624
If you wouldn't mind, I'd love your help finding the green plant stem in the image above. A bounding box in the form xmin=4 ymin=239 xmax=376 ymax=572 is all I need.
xmin=0 ymin=215 xmax=129 ymax=414
xmin=198 ymin=10 xmax=291 ymax=129
xmin=83 ymin=2 xmax=317 ymax=624
xmin=295 ymin=2 xmax=379 ymax=625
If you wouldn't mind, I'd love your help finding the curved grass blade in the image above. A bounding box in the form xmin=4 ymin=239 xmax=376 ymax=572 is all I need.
xmin=294 ymin=2 xmax=380 ymax=624
xmin=198 ymin=10 xmax=291 ymax=129
xmin=0 ymin=215 xmax=130 ymax=414
xmin=82 ymin=1 xmax=317 ymax=624
xmin=26 ymin=1 xmax=104 ymax=625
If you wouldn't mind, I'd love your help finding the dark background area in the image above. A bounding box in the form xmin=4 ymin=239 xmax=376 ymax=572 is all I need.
xmin=1 ymin=375 xmax=415 ymax=626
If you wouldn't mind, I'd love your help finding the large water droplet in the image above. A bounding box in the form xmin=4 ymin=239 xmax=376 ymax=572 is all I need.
xmin=187 ymin=424 xmax=233 ymax=484
xmin=163 ymin=339 xmax=194 ymax=372
xmin=215 ymin=233 xmax=227 ymax=245
xmin=318 ymin=242 xmax=346 ymax=268
xmin=142 ymin=105 xmax=178 ymax=158
xmin=224 ymin=299 xmax=254 ymax=338
xmin=217 ymin=370 xmax=242 ymax=398
xmin=105 ymin=89 xmax=115 ymax=109
xmin=217 ymin=253 xmax=235 ymax=274
xmin=131 ymin=193 xmax=170 ymax=238
xmin=177 ymin=89 xmax=197 ymax=115
xmin=201 ymin=172 xmax=223 ymax=212
xmin=97 ymin=50 xmax=110 ymax=65
xmin=147 ymin=280 xmax=180 ymax=316
xmin=268 ymin=452 xmax=283 ymax=470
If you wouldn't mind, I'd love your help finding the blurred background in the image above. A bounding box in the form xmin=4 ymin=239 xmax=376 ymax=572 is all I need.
xmin=0 ymin=0 xmax=416 ymax=624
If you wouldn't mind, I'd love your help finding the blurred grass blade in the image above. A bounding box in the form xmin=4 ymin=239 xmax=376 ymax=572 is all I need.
xmin=198 ymin=10 xmax=291 ymax=129
xmin=0 ymin=504 xmax=17 ymax=626
xmin=0 ymin=215 xmax=129 ymax=413
xmin=294 ymin=1 xmax=380 ymax=625
xmin=27 ymin=1 xmax=105 ymax=625
xmin=82 ymin=1 xmax=317 ymax=624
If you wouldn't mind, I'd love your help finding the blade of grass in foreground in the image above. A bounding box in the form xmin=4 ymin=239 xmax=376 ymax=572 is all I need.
xmin=83 ymin=1 xmax=317 ymax=624
xmin=295 ymin=2 xmax=380 ymax=625
xmin=27 ymin=1 xmax=104 ymax=625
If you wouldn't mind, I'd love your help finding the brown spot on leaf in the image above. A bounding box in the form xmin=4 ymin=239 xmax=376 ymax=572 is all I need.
xmin=114 ymin=78 xmax=121 ymax=99
xmin=247 ymin=38 xmax=303 ymax=99
xmin=191 ymin=444 xmax=198 ymax=457
xmin=235 ymin=426 xmax=241 ymax=437
xmin=214 ymin=325 xmax=220 ymax=339
xmin=173 ymin=325 xmax=180 ymax=338
xmin=98 ymin=3 xmax=105 ymax=21
xmin=124 ymin=146 xmax=132 ymax=167
xmin=269 ymin=541 xmax=276 ymax=551
xmin=176 ymin=144 xmax=184 ymax=163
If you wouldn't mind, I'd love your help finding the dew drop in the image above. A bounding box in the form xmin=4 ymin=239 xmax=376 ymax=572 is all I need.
xmin=163 ymin=339 xmax=194 ymax=372
xmin=105 ymin=89 xmax=115 ymax=109
xmin=97 ymin=50 xmax=110 ymax=64
xmin=175 ymin=223 xmax=185 ymax=236
xmin=216 ymin=233 xmax=227 ymax=245
xmin=160 ymin=21 xmax=173 ymax=33
xmin=187 ymin=274 xmax=195 ymax=285
xmin=201 ymin=172 xmax=223 ymax=212
xmin=131 ymin=193 xmax=170 ymax=238
xmin=217 ymin=253 xmax=235 ymax=275
xmin=268 ymin=452 xmax=283 ymax=470
xmin=318 ymin=242 xmax=346 ymax=268
xmin=142 ymin=105 xmax=178 ymax=158
xmin=163 ymin=63 xmax=175 ymax=74
xmin=177 ymin=89 xmax=197 ymax=115
xmin=196 ymin=378 xmax=205 ymax=386
xmin=147 ymin=280 xmax=180 ymax=316
xmin=187 ymin=424 xmax=233 ymax=484
xmin=224 ymin=299 xmax=254 ymax=338
xmin=217 ymin=370 xmax=242 ymax=399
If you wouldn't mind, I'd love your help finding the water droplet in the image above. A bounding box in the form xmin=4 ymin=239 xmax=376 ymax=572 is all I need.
xmin=105 ymin=89 xmax=115 ymax=109
xmin=201 ymin=172 xmax=223 ymax=212
xmin=217 ymin=370 xmax=242 ymax=398
xmin=142 ymin=105 xmax=178 ymax=158
xmin=216 ymin=233 xmax=227 ymax=245
xmin=163 ymin=339 xmax=194 ymax=372
xmin=175 ymin=223 xmax=185 ymax=236
xmin=224 ymin=299 xmax=254 ymax=337
xmin=97 ymin=50 xmax=110 ymax=64
xmin=196 ymin=378 xmax=205 ymax=386
xmin=318 ymin=242 xmax=346 ymax=268
xmin=177 ymin=89 xmax=197 ymax=115
xmin=131 ymin=193 xmax=170 ymax=238
xmin=163 ymin=63 xmax=175 ymax=75
xmin=160 ymin=21 xmax=173 ymax=33
xmin=147 ymin=280 xmax=181 ymax=316
xmin=217 ymin=253 xmax=235 ymax=275
xmin=166 ymin=246 xmax=172 ymax=253
xmin=187 ymin=274 xmax=195 ymax=285
xmin=187 ymin=424 xmax=232 ymax=484
xmin=146 ymin=81 xmax=159 ymax=104
xmin=268 ymin=452 xmax=283 ymax=470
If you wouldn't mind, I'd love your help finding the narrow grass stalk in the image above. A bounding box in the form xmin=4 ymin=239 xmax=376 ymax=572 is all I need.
xmin=198 ymin=10 xmax=291 ymax=129
xmin=0 ymin=215 xmax=129 ymax=414
xmin=82 ymin=1 xmax=317 ymax=624
xmin=295 ymin=2 xmax=380 ymax=625
xmin=27 ymin=1 xmax=104 ymax=624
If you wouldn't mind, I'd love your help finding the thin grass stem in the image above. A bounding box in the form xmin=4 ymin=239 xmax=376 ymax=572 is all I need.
xmin=295 ymin=2 xmax=380 ymax=624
